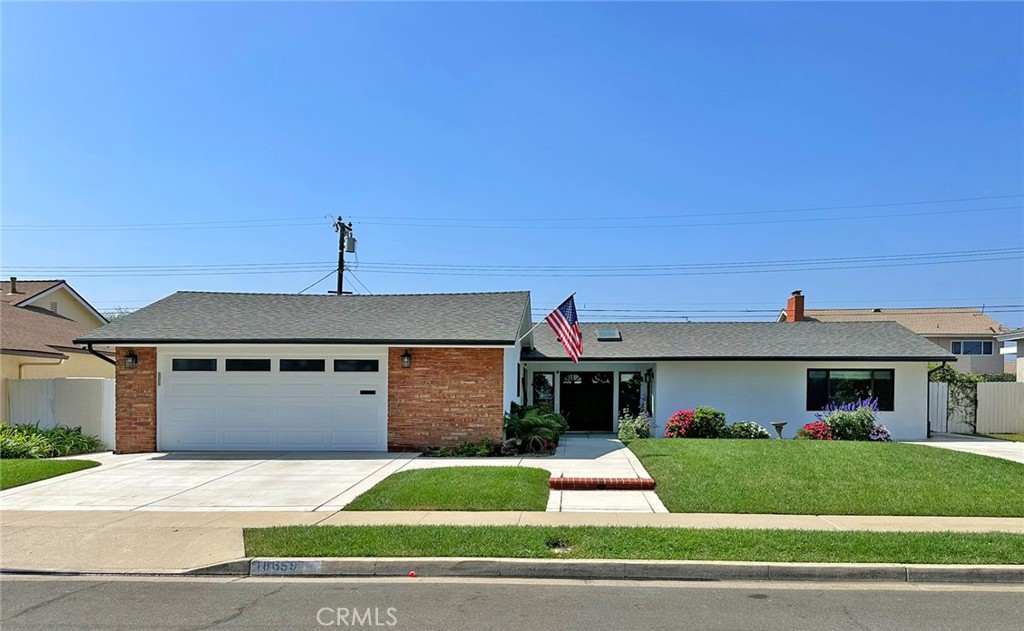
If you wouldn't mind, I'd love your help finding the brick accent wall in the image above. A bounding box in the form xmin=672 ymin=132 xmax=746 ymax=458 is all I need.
xmin=115 ymin=347 xmax=157 ymax=453
xmin=387 ymin=347 xmax=505 ymax=451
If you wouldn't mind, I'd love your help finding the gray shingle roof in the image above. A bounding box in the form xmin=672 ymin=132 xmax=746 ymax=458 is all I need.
xmin=76 ymin=291 xmax=531 ymax=345
xmin=522 ymin=321 xmax=954 ymax=361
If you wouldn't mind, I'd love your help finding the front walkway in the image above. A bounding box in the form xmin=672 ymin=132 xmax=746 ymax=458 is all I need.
xmin=0 ymin=434 xmax=664 ymax=513
xmin=400 ymin=433 xmax=666 ymax=513
xmin=911 ymin=433 xmax=1024 ymax=465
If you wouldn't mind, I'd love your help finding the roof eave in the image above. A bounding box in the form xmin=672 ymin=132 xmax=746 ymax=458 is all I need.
xmin=0 ymin=348 xmax=70 ymax=360
xmin=73 ymin=337 xmax=519 ymax=346
xmin=520 ymin=354 xmax=957 ymax=363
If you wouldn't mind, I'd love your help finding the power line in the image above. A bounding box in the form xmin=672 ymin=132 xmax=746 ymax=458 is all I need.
xmin=5 ymin=247 xmax=1021 ymax=278
xmin=349 ymin=205 xmax=1023 ymax=230
xmin=297 ymin=268 xmax=338 ymax=294
xmin=350 ymin=194 xmax=1024 ymax=223
xmin=345 ymin=270 xmax=374 ymax=295
xmin=4 ymin=216 xmax=324 ymax=231
xmin=9 ymin=247 xmax=1018 ymax=273
xmin=4 ymin=193 xmax=1021 ymax=232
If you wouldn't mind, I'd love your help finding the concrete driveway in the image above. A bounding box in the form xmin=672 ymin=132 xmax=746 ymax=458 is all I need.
xmin=0 ymin=434 xmax=664 ymax=513
xmin=0 ymin=452 xmax=416 ymax=512
xmin=911 ymin=434 xmax=1024 ymax=465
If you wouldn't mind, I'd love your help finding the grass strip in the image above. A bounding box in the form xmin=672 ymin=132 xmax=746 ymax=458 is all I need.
xmin=344 ymin=467 xmax=550 ymax=511
xmin=0 ymin=459 xmax=100 ymax=490
xmin=244 ymin=525 xmax=1024 ymax=565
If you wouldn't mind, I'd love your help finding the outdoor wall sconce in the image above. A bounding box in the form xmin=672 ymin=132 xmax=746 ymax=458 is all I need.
xmin=401 ymin=350 xmax=413 ymax=369
xmin=124 ymin=350 xmax=138 ymax=370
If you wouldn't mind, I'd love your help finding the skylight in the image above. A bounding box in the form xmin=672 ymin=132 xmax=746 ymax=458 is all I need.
xmin=596 ymin=328 xmax=621 ymax=341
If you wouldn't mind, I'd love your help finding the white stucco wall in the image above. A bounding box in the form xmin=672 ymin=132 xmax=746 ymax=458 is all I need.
xmin=654 ymin=360 xmax=931 ymax=441
xmin=503 ymin=343 xmax=521 ymax=411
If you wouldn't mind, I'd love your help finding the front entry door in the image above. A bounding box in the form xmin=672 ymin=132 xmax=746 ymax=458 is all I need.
xmin=559 ymin=372 xmax=614 ymax=432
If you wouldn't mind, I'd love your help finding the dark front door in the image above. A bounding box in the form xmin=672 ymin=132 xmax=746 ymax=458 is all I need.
xmin=559 ymin=372 xmax=614 ymax=432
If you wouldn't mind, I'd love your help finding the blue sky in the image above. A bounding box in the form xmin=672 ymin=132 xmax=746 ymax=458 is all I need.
xmin=3 ymin=2 xmax=1022 ymax=327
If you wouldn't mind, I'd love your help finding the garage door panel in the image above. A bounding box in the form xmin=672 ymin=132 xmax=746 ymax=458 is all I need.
xmin=159 ymin=354 xmax=387 ymax=451
xmin=330 ymin=430 xmax=381 ymax=449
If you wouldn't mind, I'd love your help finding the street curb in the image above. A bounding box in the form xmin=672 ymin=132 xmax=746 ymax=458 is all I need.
xmin=7 ymin=559 xmax=1022 ymax=583
xmin=235 ymin=558 xmax=1024 ymax=583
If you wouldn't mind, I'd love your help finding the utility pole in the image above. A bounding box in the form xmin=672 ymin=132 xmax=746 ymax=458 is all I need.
xmin=332 ymin=216 xmax=355 ymax=295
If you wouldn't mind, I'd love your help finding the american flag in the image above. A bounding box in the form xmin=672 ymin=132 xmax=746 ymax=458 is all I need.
xmin=545 ymin=295 xmax=583 ymax=363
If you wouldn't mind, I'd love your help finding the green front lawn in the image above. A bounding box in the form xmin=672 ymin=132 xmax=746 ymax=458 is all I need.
xmin=0 ymin=459 xmax=100 ymax=490
xmin=344 ymin=466 xmax=550 ymax=511
xmin=244 ymin=525 xmax=1024 ymax=565
xmin=629 ymin=439 xmax=1024 ymax=516
xmin=982 ymin=433 xmax=1024 ymax=443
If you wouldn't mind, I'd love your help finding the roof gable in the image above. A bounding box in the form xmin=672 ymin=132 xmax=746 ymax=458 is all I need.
xmin=1 ymin=279 xmax=108 ymax=327
xmin=76 ymin=290 xmax=532 ymax=345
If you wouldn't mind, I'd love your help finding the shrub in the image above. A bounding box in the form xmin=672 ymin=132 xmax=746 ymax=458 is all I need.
xmin=815 ymin=397 xmax=879 ymax=421
xmin=664 ymin=410 xmax=695 ymax=438
xmin=869 ymin=425 xmax=892 ymax=442
xmin=728 ymin=421 xmax=771 ymax=439
xmin=617 ymin=410 xmax=653 ymax=442
xmin=823 ymin=407 xmax=876 ymax=442
xmin=797 ymin=421 xmax=834 ymax=440
xmin=689 ymin=406 xmax=728 ymax=438
xmin=504 ymin=404 xmax=568 ymax=453
xmin=0 ymin=423 xmax=104 ymax=459
xmin=425 ymin=438 xmax=500 ymax=457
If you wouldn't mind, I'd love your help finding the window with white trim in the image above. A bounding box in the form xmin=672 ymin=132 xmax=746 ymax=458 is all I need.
xmin=950 ymin=340 xmax=993 ymax=355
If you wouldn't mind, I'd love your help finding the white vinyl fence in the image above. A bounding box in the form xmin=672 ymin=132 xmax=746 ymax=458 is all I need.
xmin=7 ymin=378 xmax=115 ymax=448
xmin=976 ymin=383 xmax=1024 ymax=434
xmin=927 ymin=382 xmax=974 ymax=434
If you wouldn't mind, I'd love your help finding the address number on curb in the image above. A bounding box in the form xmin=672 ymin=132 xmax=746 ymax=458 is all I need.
xmin=252 ymin=559 xmax=323 ymax=575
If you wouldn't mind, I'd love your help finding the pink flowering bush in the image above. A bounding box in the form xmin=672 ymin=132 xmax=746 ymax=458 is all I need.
xmin=664 ymin=410 xmax=695 ymax=438
xmin=797 ymin=420 xmax=834 ymax=441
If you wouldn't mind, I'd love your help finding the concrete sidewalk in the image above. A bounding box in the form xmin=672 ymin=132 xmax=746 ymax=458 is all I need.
xmin=2 ymin=509 xmax=1022 ymax=573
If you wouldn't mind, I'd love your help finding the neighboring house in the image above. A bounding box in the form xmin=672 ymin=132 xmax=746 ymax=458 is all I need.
xmin=77 ymin=290 xmax=952 ymax=454
xmin=1 ymin=278 xmax=114 ymax=422
xmin=777 ymin=291 xmax=1009 ymax=374
xmin=996 ymin=328 xmax=1024 ymax=381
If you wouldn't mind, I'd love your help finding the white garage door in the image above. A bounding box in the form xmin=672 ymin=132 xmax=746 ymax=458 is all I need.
xmin=158 ymin=352 xmax=387 ymax=451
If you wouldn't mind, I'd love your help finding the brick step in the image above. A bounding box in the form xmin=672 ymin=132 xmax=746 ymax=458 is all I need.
xmin=549 ymin=477 xmax=655 ymax=491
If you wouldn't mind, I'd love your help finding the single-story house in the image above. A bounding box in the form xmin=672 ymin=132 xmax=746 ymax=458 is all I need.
xmin=76 ymin=290 xmax=955 ymax=453
xmin=1 ymin=277 xmax=114 ymax=422
xmin=778 ymin=290 xmax=1009 ymax=374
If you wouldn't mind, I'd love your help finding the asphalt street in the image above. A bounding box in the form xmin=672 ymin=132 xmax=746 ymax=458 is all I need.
xmin=1 ymin=576 xmax=1021 ymax=631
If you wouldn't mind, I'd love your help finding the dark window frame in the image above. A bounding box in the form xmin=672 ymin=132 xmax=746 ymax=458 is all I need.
xmin=806 ymin=368 xmax=895 ymax=412
xmin=333 ymin=359 xmax=380 ymax=372
xmin=532 ymin=372 xmax=555 ymax=405
xmin=225 ymin=358 xmax=271 ymax=372
xmin=618 ymin=371 xmax=642 ymax=416
xmin=171 ymin=358 xmax=217 ymax=372
xmin=280 ymin=359 xmax=326 ymax=372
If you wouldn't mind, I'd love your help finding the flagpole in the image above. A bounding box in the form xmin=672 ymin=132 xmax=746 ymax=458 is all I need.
xmin=517 ymin=293 xmax=576 ymax=344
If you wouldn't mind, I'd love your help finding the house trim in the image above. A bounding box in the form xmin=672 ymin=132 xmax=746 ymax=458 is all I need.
xmin=17 ymin=282 xmax=109 ymax=325
xmin=520 ymin=355 xmax=956 ymax=363
xmin=0 ymin=348 xmax=69 ymax=360
xmin=76 ymin=337 xmax=517 ymax=346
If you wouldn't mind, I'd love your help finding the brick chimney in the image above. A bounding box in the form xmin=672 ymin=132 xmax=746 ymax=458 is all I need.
xmin=785 ymin=290 xmax=805 ymax=322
